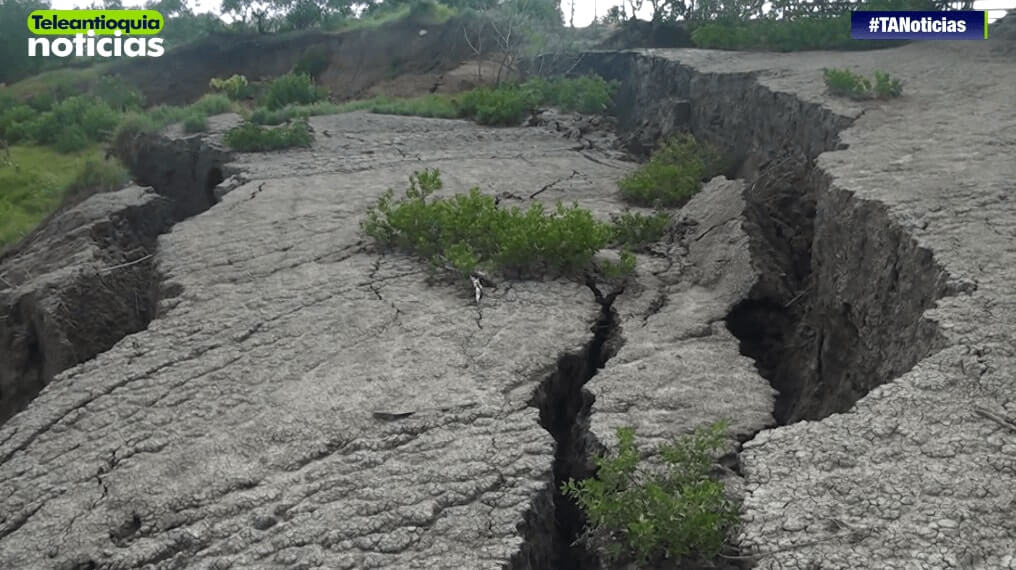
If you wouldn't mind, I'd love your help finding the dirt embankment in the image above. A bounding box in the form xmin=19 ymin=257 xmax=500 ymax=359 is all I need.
xmin=111 ymin=15 xmax=500 ymax=106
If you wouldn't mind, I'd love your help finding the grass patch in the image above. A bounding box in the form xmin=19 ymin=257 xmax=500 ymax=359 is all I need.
xmin=362 ymin=169 xmax=618 ymax=278
xmin=188 ymin=93 xmax=234 ymax=116
xmin=335 ymin=95 xmax=461 ymax=119
xmin=618 ymin=134 xmax=725 ymax=208
xmin=0 ymin=144 xmax=123 ymax=247
xmin=182 ymin=112 xmax=209 ymax=133
xmin=610 ymin=210 xmax=670 ymax=249
xmin=562 ymin=422 xmax=737 ymax=564
xmin=823 ymin=68 xmax=903 ymax=100
xmin=261 ymin=72 xmax=327 ymax=110
xmin=223 ymin=119 xmax=313 ymax=152
xmin=250 ymin=101 xmax=341 ymax=125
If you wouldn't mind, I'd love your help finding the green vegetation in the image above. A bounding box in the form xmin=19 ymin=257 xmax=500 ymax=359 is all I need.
xmin=335 ymin=95 xmax=461 ymax=119
xmin=261 ymin=72 xmax=328 ymax=110
xmin=182 ymin=112 xmax=210 ymax=133
xmin=363 ymin=169 xmax=621 ymax=278
xmin=458 ymin=76 xmax=618 ymax=126
xmin=618 ymin=134 xmax=725 ymax=208
xmin=250 ymin=101 xmax=342 ymax=125
xmin=823 ymin=68 xmax=903 ymax=100
xmin=209 ymin=75 xmax=252 ymax=101
xmin=562 ymin=422 xmax=737 ymax=564
xmin=611 ymin=211 xmax=671 ymax=249
xmin=293 ymin=46 xmax=331 ymax=80
xmin=224 ymin=119 xmax=314 ymax=152
xmin=0 ymin=145 xmax=127 ymax=247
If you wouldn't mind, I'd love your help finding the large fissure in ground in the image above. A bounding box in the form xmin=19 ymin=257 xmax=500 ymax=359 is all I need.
xmin=511 ymin=281 xmax=624 ymax=570
xmin=528 ymin=51 xmax=953 ymax=424
xmin=0 ymin=134 xmax=232 ymax=425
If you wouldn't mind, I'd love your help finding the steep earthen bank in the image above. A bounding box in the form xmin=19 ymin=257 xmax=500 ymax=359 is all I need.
xmin=0 ymin=134 xmax=232 ymax=425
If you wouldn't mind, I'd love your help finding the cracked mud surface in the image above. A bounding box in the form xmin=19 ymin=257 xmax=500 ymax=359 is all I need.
xmin=1 ymin=29 xmax=1015 ymax=570
xmin=0 ymin=112 xmax=769 ymax=568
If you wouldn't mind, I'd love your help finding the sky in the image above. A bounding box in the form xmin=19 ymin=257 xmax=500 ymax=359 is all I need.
xmin=47 ymin=0 xmax=1012 ymax=25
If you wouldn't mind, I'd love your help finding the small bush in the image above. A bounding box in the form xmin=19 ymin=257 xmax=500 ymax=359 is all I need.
xmin=823 ymin=68 xmax=902 ymax=100
xmin=182 ymin=112 xmax=209 ymax=133
xmin=53 ymin=125 xmax=91 ymax=153
xmin=457 ymin=86 xmax=537 ymax=126
xmin=525 ymin=76 xmax=618 ymax=114
xmin=618 ymin=134 xmax=724 ymax=208
xmin=224 ymin=119 xmax=313 ymax=152
xmin=362 ymin=95 xmax=459 ymax=118
xmin=250 ymin=101 xmax=340 ymax=125
xmin=91 ymin=74 xmax=145 ymax=112
xmin=361 ymin=169 xmax=616 ymax=278
xmin=143 ymin=105 xmax=190 ymax=128
xmin=293 ymin=46 xmax=331 ymax=80
xmin=189 ymin=93 xmax=234 ymax=116
xmin=66 ymin=157 xmax=129 ymax=195
xmin=562 ymin=422 xmax=737 ymax=564
xmin=611 ymin=211 xmax=670 ymax=248
xmin=261 ymin=73 xmax=327 ymax=110
xmin=0 ymin=104 xmax=39 ymax=143
xmin=209 ymin=74 xmax=251 ymax=101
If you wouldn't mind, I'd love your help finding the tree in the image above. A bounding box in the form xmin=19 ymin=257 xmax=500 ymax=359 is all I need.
xmin=0 ymin=0 xmax=51 ymax=84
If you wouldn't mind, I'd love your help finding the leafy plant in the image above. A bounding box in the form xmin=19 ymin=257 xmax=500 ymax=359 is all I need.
xmin=53 ymin=125 xmax=90 ymax=153
xmin=223 ymin=119 xmax=313 ymax=152
xmin=823 ymin=68 xmax=903 ymax=100
xmin=90 ymin=74 xmax=145 ymax=112
xmin=189 ymin=93 xmax=234 ymax=116
xmin=182 ymin=112 xmax=209 ymax=133
xmin=599 ymin=249 xmax=637 ymax=278
xmin=618 ymin=134 xmax=725 ymax=208
xmin=362 ymin=169 xmax=618 ymax=278
xmin=293 ymin=46 xmax=331 ymax=80
xmin=611 ymin=210 xmax=670 ymax=248
xmin=562 ymin=422 xmax=737 ymax=564
xmin=261 ymin=72 xmax=327 ymax=110
xmin=209 ymin=74 xmax=251 ymax=101
xmin=250 ymin=101 xmax=341 ymax=125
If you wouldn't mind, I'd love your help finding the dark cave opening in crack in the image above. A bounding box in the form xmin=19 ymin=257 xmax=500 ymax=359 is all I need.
xmin=723 ymin=153 xmax=950 ymax=426
xmin=512 ymin=279 xmax=624 ymax=570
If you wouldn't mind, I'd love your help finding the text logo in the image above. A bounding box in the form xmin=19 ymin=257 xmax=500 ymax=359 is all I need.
xmin=26 ymin=9 xmax=164 ymax=58
xmin=851 ymin=10 xmax=988 ymax=40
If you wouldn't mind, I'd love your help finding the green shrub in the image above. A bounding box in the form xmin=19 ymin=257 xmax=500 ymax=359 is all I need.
xmin=0 ymin=104 xmax=38 ymax=143
xmin=53 ymin=125 xmax=91 ymax=153
xmin=189 ymin=93 xmax=234 ymax=116
xmin=618 ymin=134 xmax=724 ymax=208
xmin=66 ymin=157 xmax=129 ymax=194
xmin=361 ymin=95 xmax=459 ymax=118
xmin=562 ymin=422 xmax=737 ymax=564
xmin=209 ymin=74 xmax=251 ymax=100
xmin=90 ymin=74 xmax=145 ymax=111
xmin=143 ymin=105 xmax=190 ymax=128
xmin=182 ymin=112 xmax=209 ymax=133
xmin=823 ymin=68 xmax=902 ymax=100
xmin=457 ymin=86 xmax=537 ymax=126
xmin=611 ymin=211 xmax=670 ymax=248
xmin=293 ymin=46 xmax=331 ymax=80
xmin=250 ymin=101 xmax=340 ymax=125
xmin=261 ymin=72 xmax=327 ymax=110
xmin=361 ymin=169 xmax=616 ymax=278
xmin=524 ymin=76 xmax=618 ymax=114
xmin=224 ymin=119 xmax=313 ymax=152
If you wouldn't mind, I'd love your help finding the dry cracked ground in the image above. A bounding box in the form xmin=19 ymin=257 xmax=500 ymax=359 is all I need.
xmin=1 ymin=29 xmax=1015 ymax=570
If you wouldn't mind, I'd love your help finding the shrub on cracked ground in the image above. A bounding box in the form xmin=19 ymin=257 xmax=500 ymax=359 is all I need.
xmin=562 ymin=422 xmax=737 ymax=564
xmin=618 ymin=133 xmax=724 ymax=208
xmin=361 ymin=168 xmax=616 ymax=277
xmin=224 ymin=119 xmax=313 ymax=152
xmin=455 ymin=75 xmax=618 ymax=126
xmin=261 ymin=72 xmax=328 ymax=110
xmin=823 ymin=68 xmax=903 ymax=100
xmin=610 ymin=210 xmax=670 ymax=249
